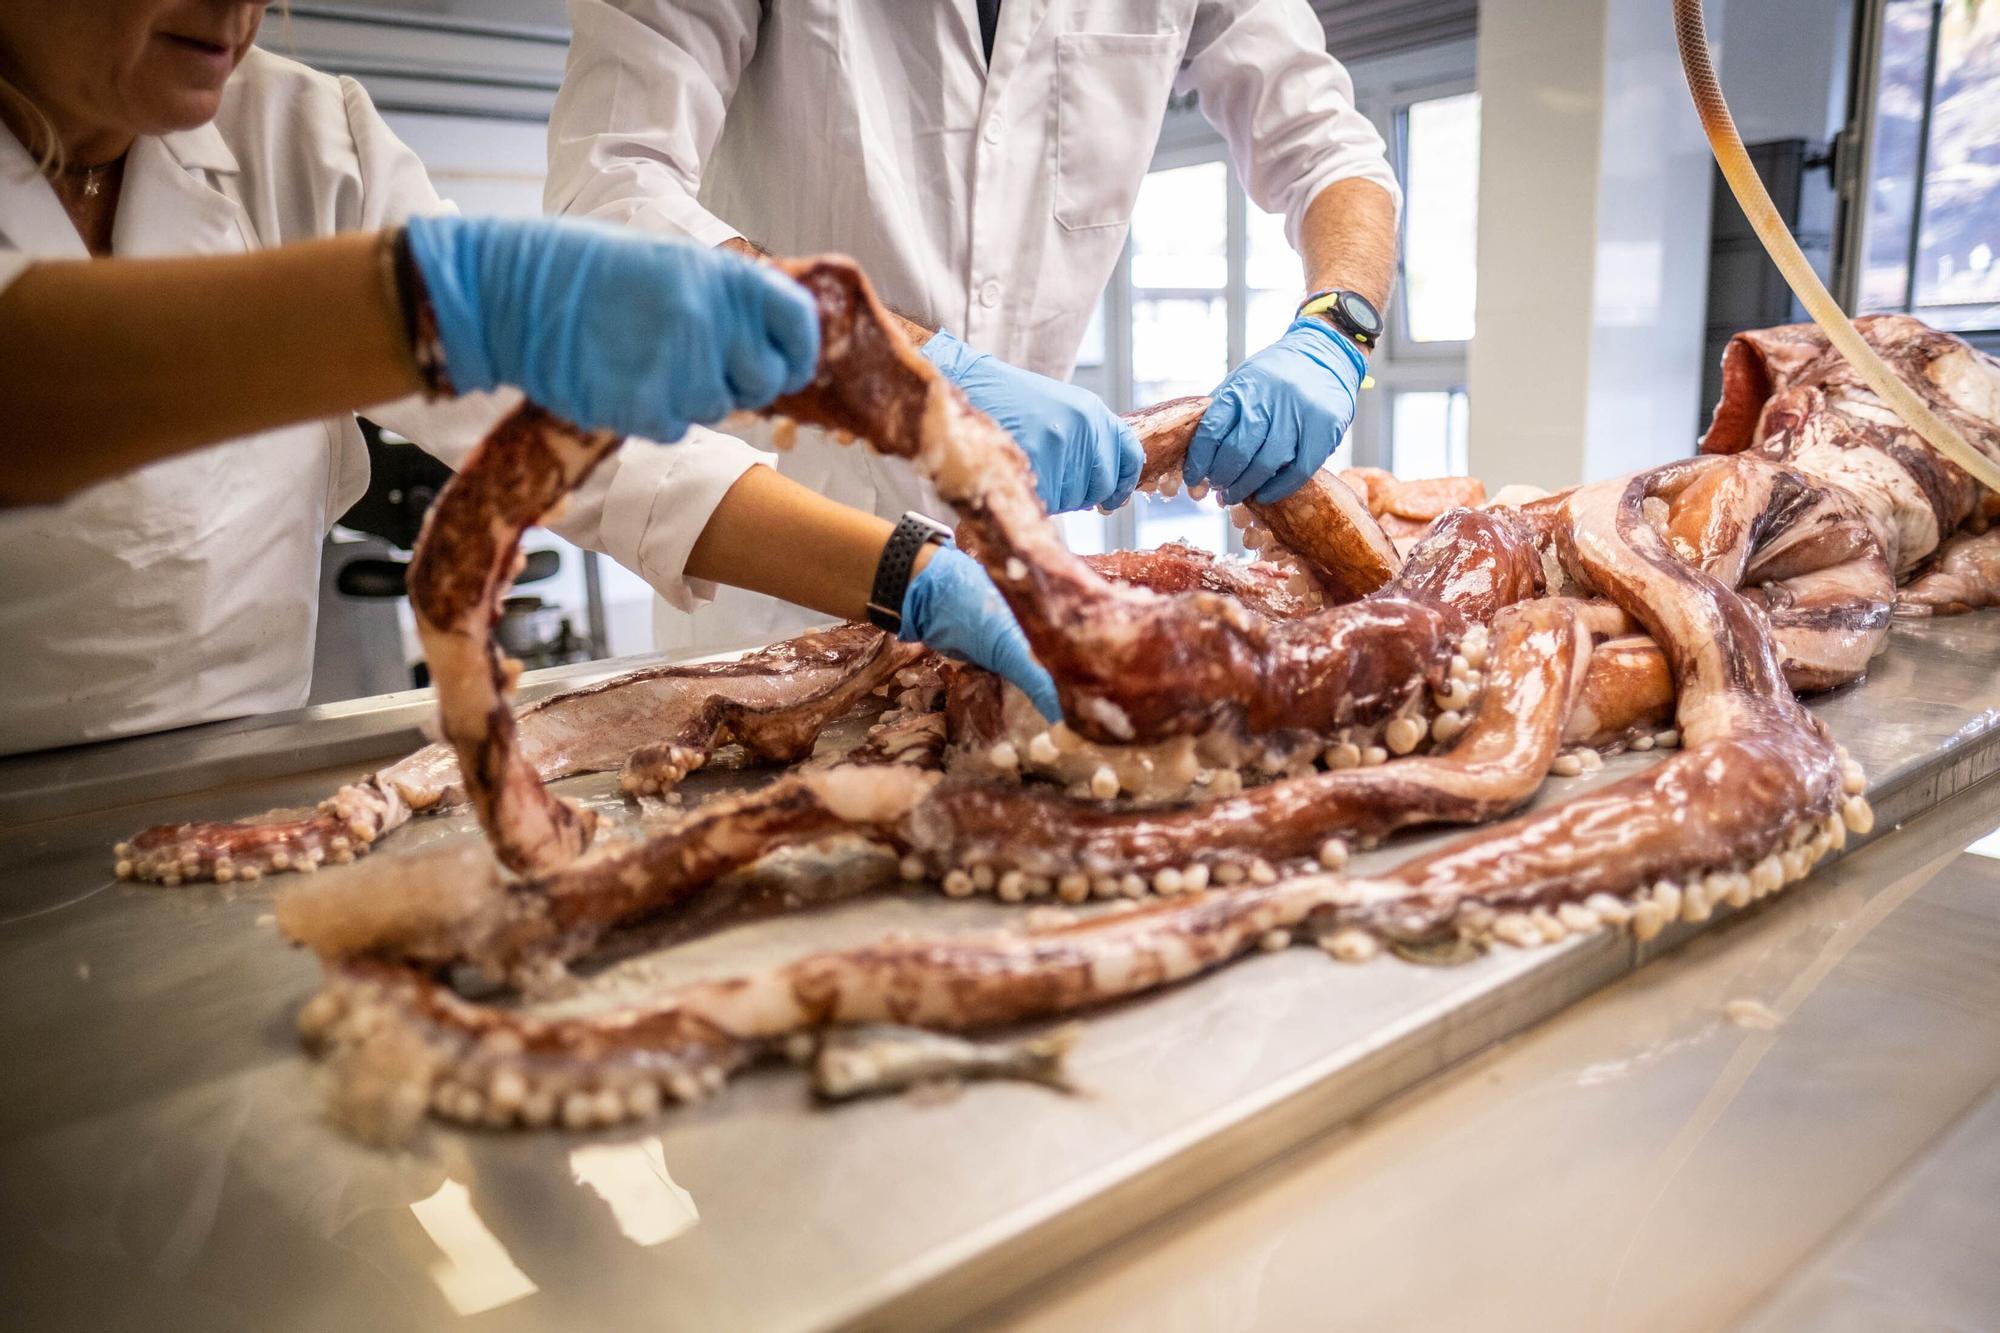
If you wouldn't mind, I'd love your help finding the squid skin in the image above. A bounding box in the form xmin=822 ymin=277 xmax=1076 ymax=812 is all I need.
xmin=282 ymin=265 xmax=2000 ymax=1140
xmin=406 ymin=405 xmax=621 ymax=875
xmin=1130 ymin=395 xmax=1401 ymax=603
xmin=1897 ymin=528 xmax=2000 ymax=616
xmin=119 ymin=624 xmax=912 ymax=885
xmin=899 ymin=597 xmax=1590 ymax=880
xmin=767 ymin=258 xmax=1479 ymax=747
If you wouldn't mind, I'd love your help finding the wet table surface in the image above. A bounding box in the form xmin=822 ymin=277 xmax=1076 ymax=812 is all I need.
xmin=1 ymin=615 xmax=1997 ymax=1332
xmin=981 ymin=766 xmax=2000 ymax=1333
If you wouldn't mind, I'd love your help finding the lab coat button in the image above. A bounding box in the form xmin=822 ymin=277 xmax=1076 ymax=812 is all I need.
xmin=982 ymin=115 xmax=1003 ymax=145
xmin=979 ymin=279 xmax=1003 ymax=307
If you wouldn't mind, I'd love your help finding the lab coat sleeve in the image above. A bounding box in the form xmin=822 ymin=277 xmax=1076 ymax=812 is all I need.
xmin=543 ymin=0 xmax=762 ymax=246
xmin=333 ymin=71 xmax=766 ymax=612
xmin=1179 ymin=0 xmax=1401 ymax=249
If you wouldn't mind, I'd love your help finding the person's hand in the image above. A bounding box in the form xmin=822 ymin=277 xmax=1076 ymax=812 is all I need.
xmin=1184 ymin=317 xmax=1365 ymax=505
xmin=402 ymin=215 xmax=819 ymax=442
xmin=900 ymin=546 xmax=1060 ymax=720
xmin=922 ymin=330 xmax=1141 ymax=514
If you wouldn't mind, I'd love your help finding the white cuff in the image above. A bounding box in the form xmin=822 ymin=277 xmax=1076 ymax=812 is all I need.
xmin=595 ymin=426 xmax=764 ymax=612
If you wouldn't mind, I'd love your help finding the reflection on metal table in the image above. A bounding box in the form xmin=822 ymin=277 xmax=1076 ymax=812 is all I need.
xmin=1 ymin=614 xmax=1997 ymax=1332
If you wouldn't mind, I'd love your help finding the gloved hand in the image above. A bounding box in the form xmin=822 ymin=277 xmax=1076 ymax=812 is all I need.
xmin=901 ymin=546 xmax=1061 ymax=720
xmin=1184 ymin=317 xmax=1366 ymax=505
xmin=402 ymin=215 xmax=819 ymax=443
xmin=922 ymin=329 xmax=1141 ymax=514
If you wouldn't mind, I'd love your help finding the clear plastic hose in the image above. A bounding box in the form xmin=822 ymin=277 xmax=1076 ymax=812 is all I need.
xmin=1671 ymin=0 xmax=2000 ymax=492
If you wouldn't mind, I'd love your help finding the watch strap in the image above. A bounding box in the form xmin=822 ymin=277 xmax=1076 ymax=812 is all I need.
xmin=866 ymin=511 xmax=952 ymax=634
xmin=1297 ymin=288 xmax=1378 ymax=348
xmin=1297 ymin=289 xmax=1340 ymax=318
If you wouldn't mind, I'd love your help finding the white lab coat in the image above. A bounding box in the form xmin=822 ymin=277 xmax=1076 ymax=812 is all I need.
xmin=546 ymin=0 xmax=1399 ymax=655
xmin=0 ymin=48 xmax=764 ymax=756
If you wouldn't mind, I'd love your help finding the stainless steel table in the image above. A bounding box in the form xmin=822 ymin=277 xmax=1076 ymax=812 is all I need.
xmin=2 ymin=615 xmax=1998 ymax=1332
xmin=982 ymin=742 xmax=2000 ymax=1333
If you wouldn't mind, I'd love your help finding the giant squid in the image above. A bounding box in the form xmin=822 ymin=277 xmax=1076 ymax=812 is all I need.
xmin=224 ymin=257 xmax=2000 ymax=1136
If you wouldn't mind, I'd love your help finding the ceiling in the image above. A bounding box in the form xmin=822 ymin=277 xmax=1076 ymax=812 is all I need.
xmin=1310 ymin=0 xmax=1479 ymax=61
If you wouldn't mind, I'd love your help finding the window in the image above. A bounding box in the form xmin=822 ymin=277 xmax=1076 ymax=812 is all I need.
xmin=1066 ymin=39 xmax=1482 ymax=557
xmin=1129 ymin=162 xmax=1234 ymax=554
xmin=1349 ymin=55 xmax=1480 ymax=479
xmin=1398 ymin=92 xmax=1481 ymax=344
xmin=1856 ymin=0 xmax=2000 ymax=335
xmin=1390 ymin=390 xmax=1470 ymax=477
xmin=1245 ymin=205 xmax=1301 ymax=349
xmin=1067 ymin=153 xmax=1279 ymax=558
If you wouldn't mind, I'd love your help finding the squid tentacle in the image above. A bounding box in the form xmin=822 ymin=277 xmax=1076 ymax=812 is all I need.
xmin=1334 ymin=466 xmax=1859 ymax=943
xmin=1896 ymin=527 xmax=2000 ymax=616
xmin=406 ymin=406 xmax=622 ymax=875
xmin=269 ymin=286 xmax=2000 ymax=1139
xmin=118 ymin=624 xmax=908 ymax=884
xmin=1129 ymin=396 xmax=1401 ymax=603
xmin=301 ymin=958 xmax=752 ymax=1139
xmin=279 ymin=596 xmax=1583 ymax=977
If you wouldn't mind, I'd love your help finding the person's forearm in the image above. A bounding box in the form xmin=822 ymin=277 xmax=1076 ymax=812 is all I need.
xmin=719 ymin=235 xmax=934 ymax=347
xmin=1298 ymin=178 xmax=1398 ymax=314
xmin=685 ymin=463 xmax=936 ymax=623
xmin=0 ymin=232 xmax=417 ymax=505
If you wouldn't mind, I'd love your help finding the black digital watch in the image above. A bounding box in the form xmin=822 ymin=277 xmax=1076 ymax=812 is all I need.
xmin=1297 ymin=288 xmax=1383 ymax=350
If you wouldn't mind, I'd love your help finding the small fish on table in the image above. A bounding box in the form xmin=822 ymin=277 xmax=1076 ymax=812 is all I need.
xmin=810 ymin=1024 xmax=1083 ymax=1101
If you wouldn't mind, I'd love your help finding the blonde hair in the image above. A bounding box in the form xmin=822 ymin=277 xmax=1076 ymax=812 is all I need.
xmin=0 ymin=66 xmax=59 ymax=172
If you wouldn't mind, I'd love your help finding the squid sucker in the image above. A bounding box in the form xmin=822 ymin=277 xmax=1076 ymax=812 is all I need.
xmin=122 ymin=252 xmax=2000 ymax=1139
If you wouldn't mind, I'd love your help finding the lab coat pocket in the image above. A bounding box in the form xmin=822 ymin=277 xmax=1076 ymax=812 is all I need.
xmin=1053 ymin=30 xmax=1183 ymax=232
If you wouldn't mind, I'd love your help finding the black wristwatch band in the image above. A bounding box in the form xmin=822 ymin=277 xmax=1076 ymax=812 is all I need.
xmin=867 ymin=511 xmax=952 ymax=634
xmin=1297 ymin=288 xmax=1381 ymax=349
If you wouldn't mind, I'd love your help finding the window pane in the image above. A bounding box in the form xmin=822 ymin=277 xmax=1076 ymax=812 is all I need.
xmin=1130 ymin=161 xmax=1231 ymax=555
xmin=1245 ymin=289 xmax=1296 ymax=351
xmin=1858 ymin=0 xmax=1935 ymax=312
xmin=1912 ymin=1 xmax=2000 ymax=327
xmin=1055 ymin=509 xmax=1111 ymax=555
xmin=1401 ymin=92 xmax=1481 ymax=343
xmin=1246 ymin=205 xmax=1299 ymax=348
xmin=1390 ymin=390 xmax=1470 ymax=478
xmin=1131 ymin=296 xmax=1226 ymax=403
xmin=1129 ymin=161 xmax=1228 ymax=290
xmin=1136 ymin=489 xmax=1229 ymax=555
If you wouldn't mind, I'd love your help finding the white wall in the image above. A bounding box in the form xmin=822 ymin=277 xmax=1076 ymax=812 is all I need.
xmin=1468 ymin=0 xmax=1722 ymax=487
xmin=1716 ymin=0 xmax=1852 ymax=144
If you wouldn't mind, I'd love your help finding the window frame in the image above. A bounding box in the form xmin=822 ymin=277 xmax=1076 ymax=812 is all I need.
xmin=1091 ymin=135 xmax=1251 ymax=553
xmin=1838 ymin=0 xmax=2000 ymax=350
xmin=1380 ymin=75 xmax=1479 ymax=366
xmin=1077 ymin=36 xmax=1483 ymax=551
xmin=1334 ymin=41 xmax=1479 ymax=472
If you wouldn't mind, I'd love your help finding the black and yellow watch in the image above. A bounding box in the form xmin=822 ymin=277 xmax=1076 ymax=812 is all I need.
xmin=1297 ymin=289 xmax=1383 ymax=350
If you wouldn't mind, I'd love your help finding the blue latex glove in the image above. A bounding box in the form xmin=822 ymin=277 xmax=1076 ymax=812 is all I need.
xmin=403 ymin=215 xmax=818 ymax=443
xmin=1184 ymin=317 xmax=1366 ymax=505
xmin=901 ymin=546 xmax=1061 ymax=721
xmin=922 ymin=329 xmax=1141 ymax=514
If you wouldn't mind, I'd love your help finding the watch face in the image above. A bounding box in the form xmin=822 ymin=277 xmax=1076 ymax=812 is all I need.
xmin=1337 ymin=291 xmax=1383 ymax=338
